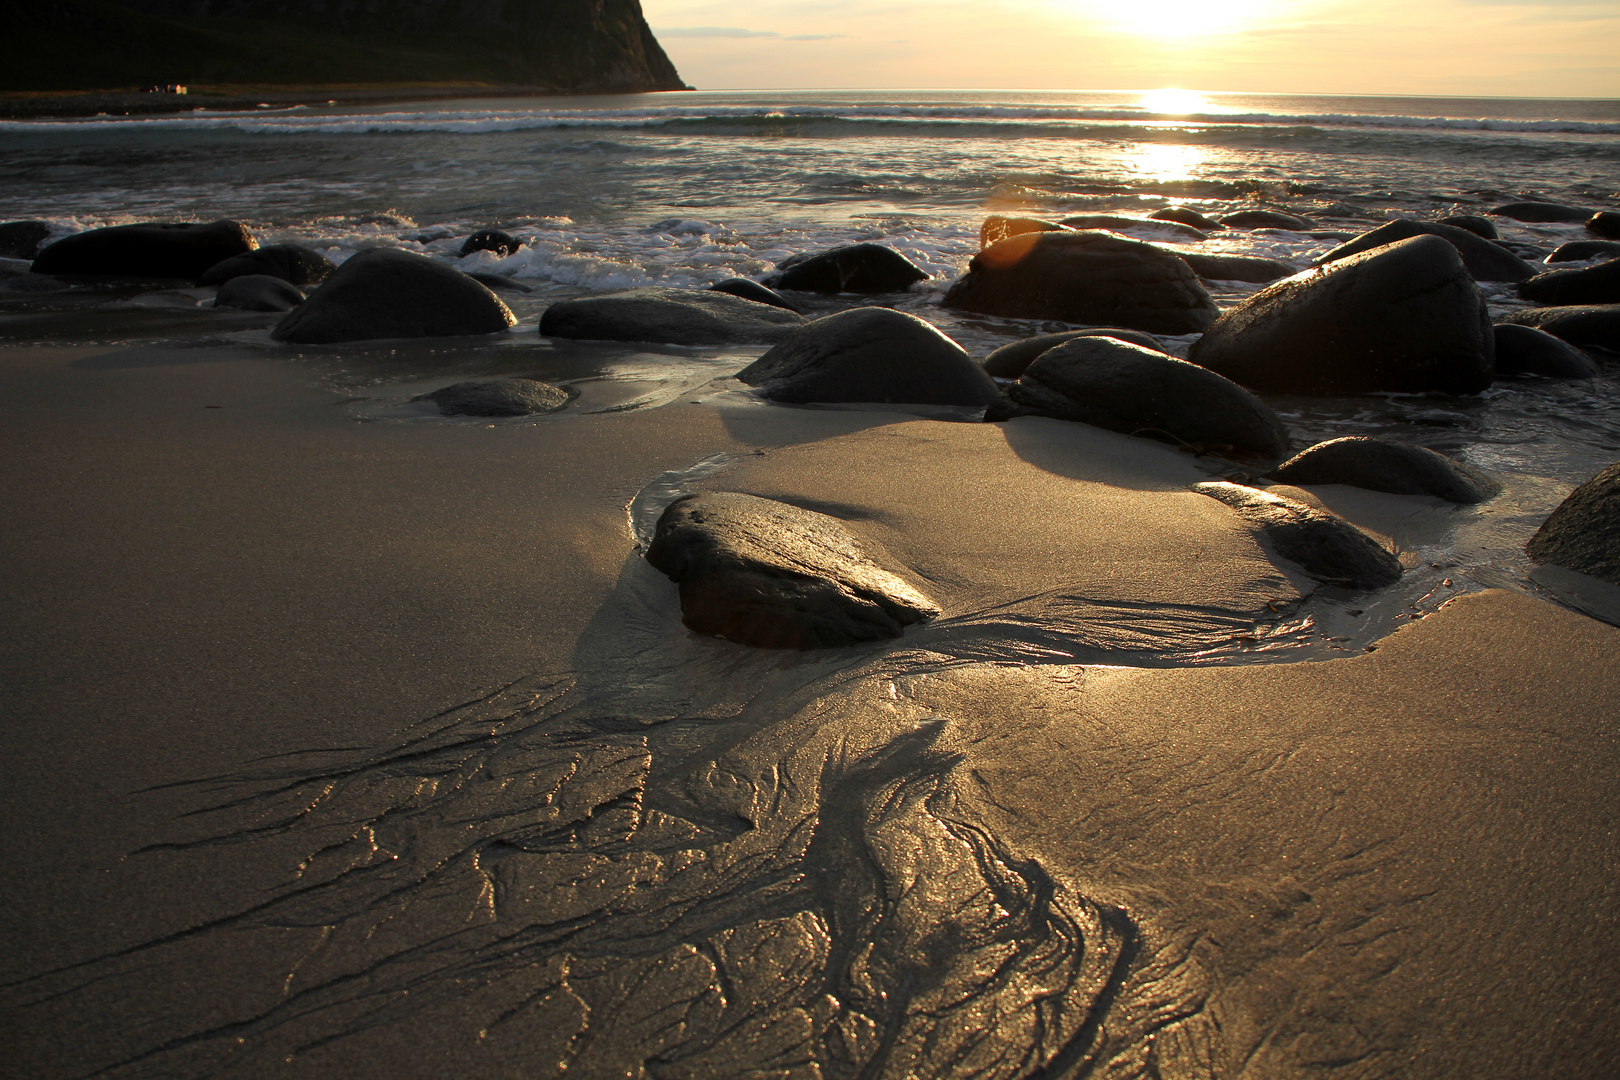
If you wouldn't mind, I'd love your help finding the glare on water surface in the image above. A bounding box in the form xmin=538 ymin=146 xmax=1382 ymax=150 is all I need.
xmin=1127 ymin=141 xmax=1209 ymax=183
xmin=1138 ymin=88 xmax=1208 ymax=115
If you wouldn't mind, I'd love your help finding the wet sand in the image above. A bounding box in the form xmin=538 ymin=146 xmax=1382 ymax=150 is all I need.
xmin=1 ymin=333 xmax=1617 ymax=1077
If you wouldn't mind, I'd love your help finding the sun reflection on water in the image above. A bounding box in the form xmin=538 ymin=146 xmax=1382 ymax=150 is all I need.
xmin=1129 ymin=142 xmax=1209 ymax=184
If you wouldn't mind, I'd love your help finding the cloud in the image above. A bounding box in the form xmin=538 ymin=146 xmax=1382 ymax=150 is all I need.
xmin=654 ymin=26 xmax=845 ymax=39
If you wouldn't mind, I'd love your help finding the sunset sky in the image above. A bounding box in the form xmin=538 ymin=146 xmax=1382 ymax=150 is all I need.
xmin=642 ymin=0 xmax=1620 ymax=98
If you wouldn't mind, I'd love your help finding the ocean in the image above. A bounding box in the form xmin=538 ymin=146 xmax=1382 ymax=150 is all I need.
xmin=2 ymin=87 xmax=1618 ymax=621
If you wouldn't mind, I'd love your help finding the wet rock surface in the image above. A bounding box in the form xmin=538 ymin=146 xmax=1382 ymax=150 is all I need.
xmin=737 ymin=307 xmax=997 ymax=406
xmin=1549 ymin=240 xmax=1620 ymax=263
xmin=1493 ymin=323 xmax=1600 ymax=378
xmin=1150 ymin=205 xmax=1223 ymax=230
xmin=1491 ymin=200 xmax=1592 ymax=223
xmin=1271 ymin=437 xmax=1499 ymax=503
xmin=1058 ymin=214 xmax=1208 ymax=240
xmin=645 ymin=491 xmax=941 ymax=648
xmin=214 ymin=274 xmax=305 ymax=312
xmin=1172 ymin=251 xmax=1297 ymax=283
xmin=539 ymin=286 xmax=804 ymax=345
xmin=416 ymin=378 xmax=569 ymax=417
xmin=1189 ymin=234 xmax=1495 ymax=395
xmin=1220 ymin=209 xmax=1313 ymax=230
xmin=986 ymin=336 xmax=1290 ymax=457
xmin=979 ymin=215 xmax=1070 ymax=248
xmin=1519 ymin=258 xmax=1620 ymax=305
xmin=707 ymin=276 xmax=799 ymax=311
xmin=981 ymin=327 xmax=1164 ymax=379
xmin=1438 ymin=215 xmax=1499 ymax=239
xmin=1499 ymin=304 xmax=1620 ymax=354
xmin=1590 ymin=211 xmax=1620 ymax=240
xmin=1194 ymin=481 xmax=1404 ymax=589
xmin=270 ymin=248 xmax=516 ymax=344
xmin=32 ymin=219 xmax=256 ymax=279
xmin=459 ymin=228 xmax=519 ymax=257
xmin=761 ymin=243 xmax=929 ymax=293
xmin=199 ymin=244 xmax=335 ymax=286
xmin=0 ymin=220 xmax=52 ymax=259
xmin=943 ymin=230 xmax=1219 ymax=334
xmin=1528 ymin=461 xmax=1620 ymax=585
xmin=1317 ymin=218 xmax=1536 ymax=282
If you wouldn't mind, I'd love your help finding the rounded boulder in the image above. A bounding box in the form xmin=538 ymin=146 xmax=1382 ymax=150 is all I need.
xmin=270 ymin=248 xmax=516 ymax=344
xmin=1318 ymin=219 xmax=1535 ymax=283
xmin=708 ymin=277 xmax=799 ymax=312
xmin=1270 ymin=437 xmax=1498 ymax=503
xmin=1438 ymin=215 xmax=1499 ymax=240
xmin=1194 ymin=482 xmax=1403 ymax=590
xmin=214 ymin=274 xmax=305 ymax=312
xmin=1220 ymin=209 xmax=1313 ymax=231
xmin=982 ymin=327 xmax=1164 ymax=379
xmin=1491 ymin=201 xmax=1592 ymax=223
xmin=33 ymin=220 xmax=256 ymax=279
xmin=1519 ymin=259 xmax=1620 ymax=306
xmin=539 ymin=286 xmax=804 ymax=346
xmin=1499 ymin=305 xmax=1620 ymax=354
xmin=460 ymin=229 xmax=520 ymax=257
xmin=200 ymin=244 xmax=335 ymax=287
xmin=1527 ymin=461 xmax=1620 ymax=586
xmin=1588 ymin=212 xmax=1620 ymax=240
xmin=762 ymin=244 xmax=929 ymax=294
xmin=1548 ymin=241 xmax=1620 ymax=263
xmin=1150 ymin=205 xmax=1223 ymax=231
xmin=1493 ymin=324 xmax=1599 ymax=378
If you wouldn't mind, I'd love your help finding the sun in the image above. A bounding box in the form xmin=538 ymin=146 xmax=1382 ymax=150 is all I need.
xmin=1078 ymin=0 xmax=1272 ymax=39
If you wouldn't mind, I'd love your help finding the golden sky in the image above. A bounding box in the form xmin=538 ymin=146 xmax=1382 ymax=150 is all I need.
xmin=642 ymin=0 xmax=1620 ymax=97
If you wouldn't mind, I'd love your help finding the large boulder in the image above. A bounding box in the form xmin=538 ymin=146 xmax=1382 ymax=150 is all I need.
xmin=708 ymin=277 xmax=798 ymax=312
xmin=539 ymin=286 xmax=803 ymax=346
xmin=761 ymin=243 xmax=929 ymax=293
xmin=737 ymin=307 xmax=997 ymax=407
xmin=1548 ymin=241 xmax=1620 ymax=263
xmin=1527 ymin=461 xmax=1620 ymax=586
xmin=644 ymin=491 xmax=940 ymax=649
xmin=415 ymin=378 xmax=568 ymax=417
xmin=1491 ymin=201 xmax=1592 ymax=223
xmin=1193 ymin=482 xmax=1404 ymax=589
xmin=214 ymin=274 xmax=304 ymax=312
xmin=1171 ymin=251 xmax=1297 ymax=283
xmin=1589 ymin=212 xmax=1620 ymax=240
xmin=982 ymin=327 xmax=1164 ymax=379
xmin=199 ymin=244 xmax=335 ymax=286
xmin=985 ymin=336 xmax=1290 ymax=457
xmin=942 ymin=230 xmax=1219 ymax=334
xmin=0 ymin=220 xmax=52 ymax=259
xmin=271 ymin=248 xmax=515 ymax=344
xmin=1317 ymin=219 xmax=1535 ymax=283
xmin=1188 ymin=234 xmax=1495 ymax=395
xmin=1519 ymin=259 xmax=1620 ymax=305
xmin=979 ymin=216 xmax=1070 ymax=248
xmin=1499 ymin=305 xmax=1620 ymax=354
xmin=1058 ymin=214 xmax=1207 ymax=241
xmin=1494 ymin=324 xmax=1600 ymax=379
xmin=1438 ymin=215 xmax=1499 ymax=240
xmin=1220 ymin=209 xmax=1313 ymax=230
xmin=459 ymin=229 xmax=519 ymax=257
xmin=1150 ymin=205 xmax=1223 ymax=231
xmin=32 ymin=220 xmax=256 ymax=279
xmin=1270 ymin=437 xmax=1498 ymax=503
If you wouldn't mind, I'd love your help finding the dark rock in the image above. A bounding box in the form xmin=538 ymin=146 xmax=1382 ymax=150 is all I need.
xmin=762 ymin=244 xmax=928 ymax=294
xmin=1189 ymin=234 xmax=1495 ymax=395
xmin=1499 ymin=305 xmax=1620 ymax=353
xmin=1058 ymin=214 xmax=1207 ymax=241
xmin=1589 ymin=212 xmax=1620 ymax=240
xmin=415 ymin=378 xmax=568 ymax=417
xmin=1519 ymin=259 xmax=1620 ymax=305
xmin=1194 ymin=482 xmax=1404 ymax=589
xmin=199 ymin=244 xmax=335 ymax=286
xmin=0 ymin=220 xmax=52 ymax=259
xmin=942 ymin=230 xmax=1219 ymax=334
xmin=1493 ymin=324 xmax=1599 ymax=379
xmin=737 ymin=307 xmax=996 ymax=407
xmin=1527 ymin=461 xmax=1620 ymax=586
xmin=1491 ymin=201 xmax=1592 ymax=223
xmin=644 ymin=491 xmax=940 ymax=649
xmin=979 ymin=216 xmax=1070 ymax=248
xmin=1317 ymin=219 xmax=1535 ymax=283
xmin=0 ymin=273 xmax=68 ymax=293
xmin=270 ymin=248 xmax=515 ymax=344
xmin=1220 ymin=209 xmax=1313 ymax=230
xmin=32 ymin=219 xmax=256 ymax=279
xmin=982 ymin=328 xmax=1164 ymax=379
xmin=1150 ymin=205 xmax=1223 ymax=231
xmin=466 ymin=272 xmax=533 ymax=293
xmin=708 ymin=277 xmax=798 ymax=312
xmin=460 ymin=229 xmax=520 ymax=258
xmin=1439 ymin=215 xmax=1499 ymax=240
xmin=214 ymin=274 xmax=304 ymax=312
xmin=985 ymin=336 xmax=1289 ymax=457
xmin=1306 ymin=231 xmax=1356 ymax=241
xmin=1548 ymin=241 xmax=1620 ymax=263
xmin=539 ymin=286 xmax=803 ymax=346
xmin=1171 ymin=251 xmax=1297 ymax=284
xmin=1270 ymin=437 xmax=1498 ymax=503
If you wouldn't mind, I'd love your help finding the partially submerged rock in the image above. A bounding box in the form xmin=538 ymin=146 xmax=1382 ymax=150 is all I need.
xmin=1519 ymin=259 xmax=1620 ymax=305
xmin=981 ymin=327 xmax=1164 ymax=379
xmin=466 ymin=272 xmax=533 ymax=293
xmin=1188 ymin=234 xmax=1495 ymax=395
xmin=943 ymin=230 xmax=1219 ymax=334
xmin=1493 ymin=324 xmax=1600 ymax=378
xmin=460 ymin=229 xmax=520 ymax=257
xmin=1172 ymin=251 xmax=1296 ymax=284
xmin=1150 ymin=205 xmax=1223 ymax=231
xmin=271 ymin=248 xmax=515 ymax=344
xmin=762 ymin=243 xmax=929 ymax=293
xmin=1589 ymin=212 xmax=1620 ymax=240
xmin=33 ymin=220 xmax=256 ymax=279
xmin=644 ymin=491 xmax=940 ymax=649
xmin=1491 ymin=201 xmax=1592 ymax=223
xmin=986 ymin=336 xmax=1290 ymax=457
xmin=200 ymin=244 xmax=335 ymax=286
xmin=1270 ymin=437 xmax=1498 ymax=503
xmin=979 ymin=216 xmax=1070 ymax=248
xmin=415 ymin=378 xmax=568 ymax=417
xmin=0 ymin=220 xmax=52 ymax=260
xmin=539 ymin=286 xmax=804 ymax=346
xmin=1528 ymin=461 xmax=1620 ymax=586
xmin=1221 ymin=209 xmax=1313 ymax=230
xmin=1548 ymin=241 xmax=1620 ymax=263
xmin=1194 ymin=481 xmax=1404 ymax=589
xmin=1439 ymin=215 xmax=1499 ymax=240
xmin=737 ymin=307 xmax=997 ymax=406
xmin=708 ymin=277 xmax=798 ymax=312
xmin=1317 ymin=219 xmax=1535 ymax=283
xmin=1058 ymin=214 xmax=1207 ymax=241
xmin=1499 ymin=304 xmax=1620 ymax=354
xmin=214 ymin=274 xmax=304 ymax=312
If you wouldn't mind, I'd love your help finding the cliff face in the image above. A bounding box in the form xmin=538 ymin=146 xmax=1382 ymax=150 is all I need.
xmin=8 ymin=0 xmax=685 ymax=93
